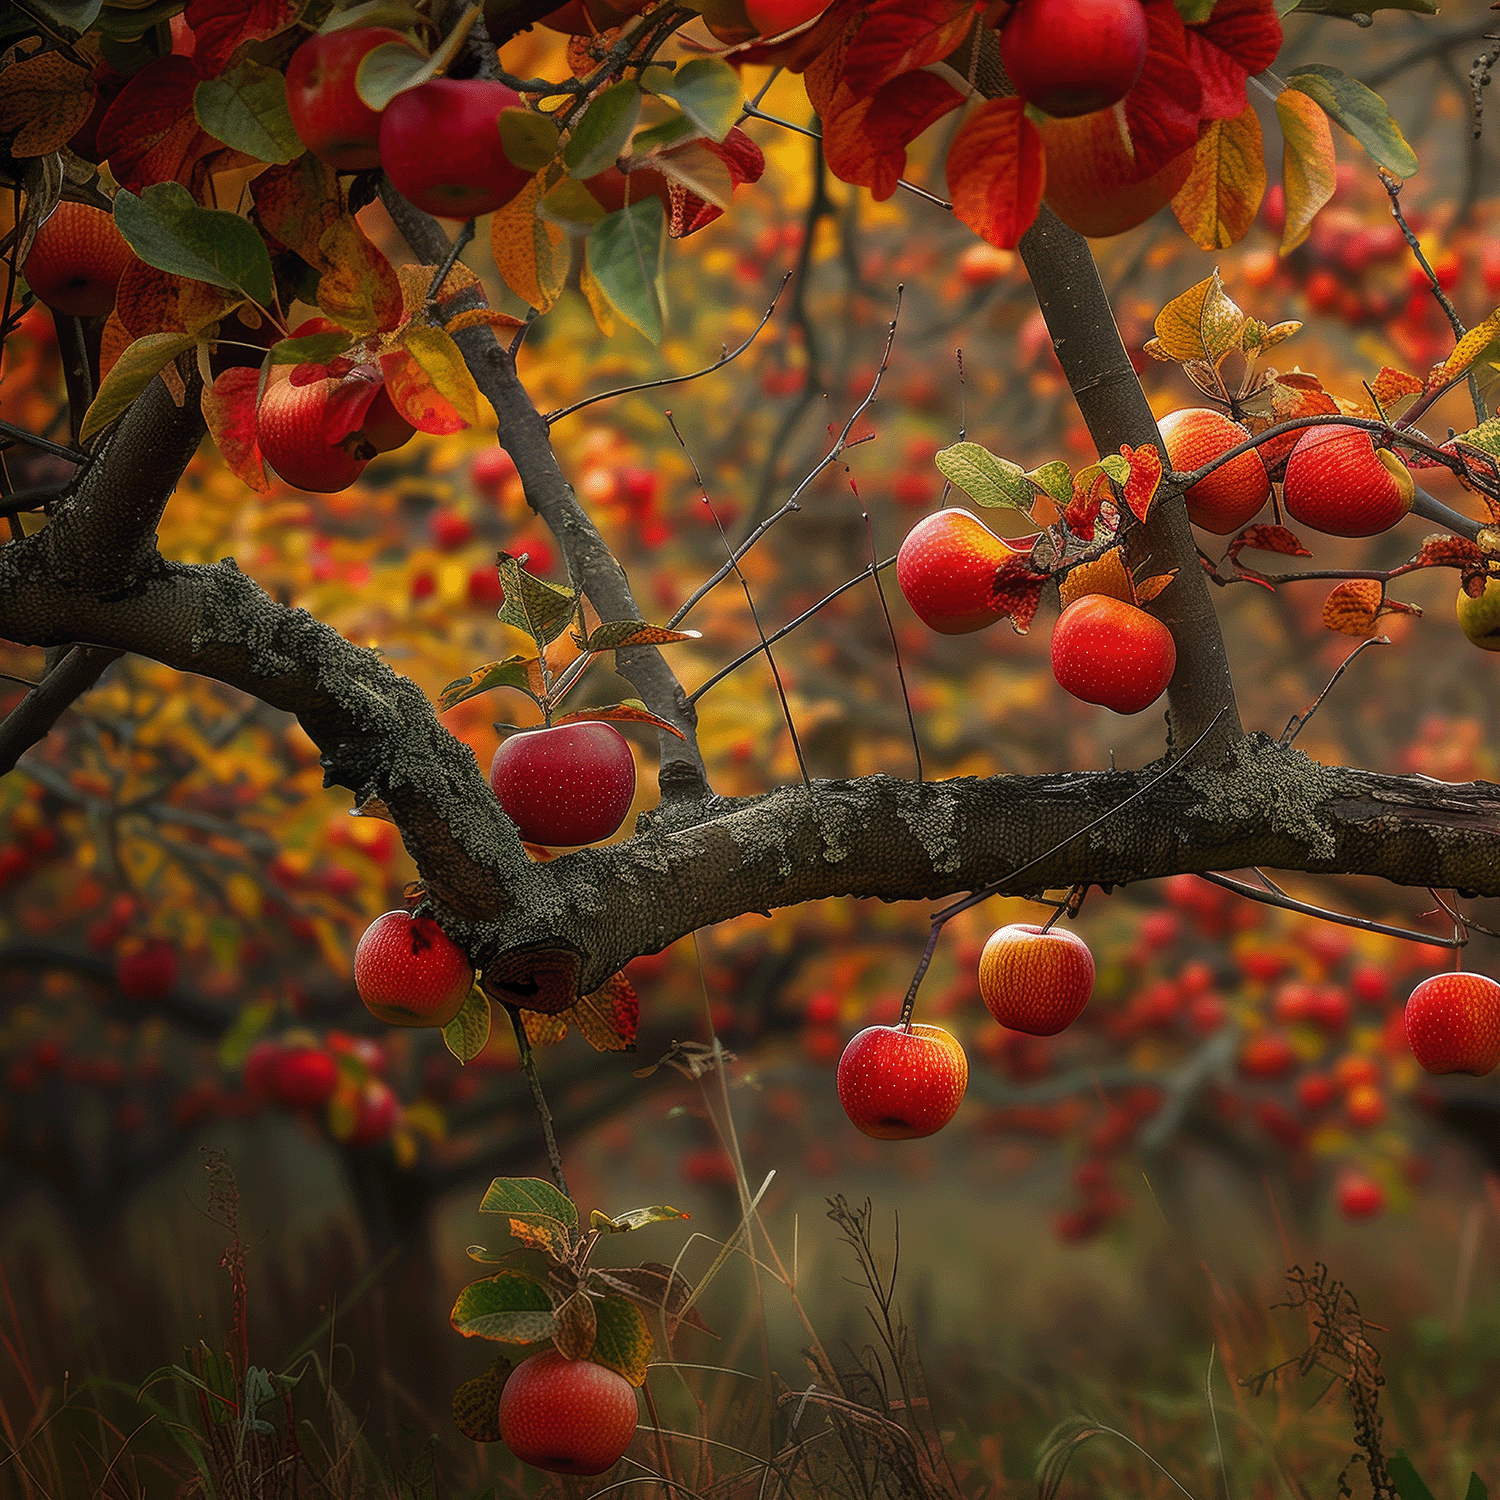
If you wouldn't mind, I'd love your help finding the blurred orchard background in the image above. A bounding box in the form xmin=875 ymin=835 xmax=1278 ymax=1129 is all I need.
xmin=3 ymin=0 xmax=1500 ymax=1494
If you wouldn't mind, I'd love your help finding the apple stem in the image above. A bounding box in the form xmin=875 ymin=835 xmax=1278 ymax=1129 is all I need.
xmin=506 ymin=1004 xmax=570 ymax=1198
xmin=898 ymin=921 xmax=944 ymax=1029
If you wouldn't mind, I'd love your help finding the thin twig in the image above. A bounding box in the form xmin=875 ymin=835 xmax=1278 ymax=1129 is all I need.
xmin=1280 ymin=636 xmax=1391 ymax=747
xmin=547 ymin=275 xmax=790 ymax=424
xmin=0 ymin=419 xmax=85 ymax=463
xmin=667 ymin=413 xmax=811 ymax=789
xmin=1198 ymin=872 xmax=1462 ymax=948
xmin=859 ymin=505 xmax=921 ymax=782
xmin=506 ymin=1004 xmax=570 ymax=1198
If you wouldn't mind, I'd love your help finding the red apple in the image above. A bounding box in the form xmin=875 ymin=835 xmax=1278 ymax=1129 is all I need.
xmin=1281 ymin=425 xmax=1414 ymax=537
xmin=284 ymin=26 xmax=422 ymax=171
xmin=1404 ymin=971 xmax=1500 ymax=1076
xmin=498 ymin=1350 xmax=639 ymax=1475
xmin=257 ymin=374 xmax=373 ymax=493
xmin=357 ymin=384 xmax=416 ymax=453
xmin=345 ymin=1077 xmax=398 ymax=1144
xmin=896 ymin=507 xmax=1032 ymax=634
xmin=978 ymin=924 xmax=1094 ymax=1036
xmin=22 ymin=201 xmax=136 ymax=318
xmin=1050 ymin=594 xmax=1176 ymax=714
xmin=355 ymin=910 xmax=474 ymax=1028
xmin=1335 ymin=1169 xmax=1384 ymax=1220
xmin=999 ymin=0 xmax=1149 ymax=118
xmin=243 ymin=1039 xmax=284 ymax=1103
xmin=489 ymin=723 xmax=636 ymax=847
xmin=268 ymin=1045 xmax=339 ymax=1108
xmin=115 ymin=938 xmax=178 ymax=1000
xmin=1157 ymin=408 xmax=1269 ymax=535
xmin=378 ymin=78 xmax=532 ymax=219
xmin=1238 ymin=1033 xmax=1295 ymax=1079
xmin=835 ymin=1022 xmax=969 ymax=1139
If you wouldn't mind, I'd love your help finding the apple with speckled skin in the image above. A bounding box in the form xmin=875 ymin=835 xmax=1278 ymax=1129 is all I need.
xmin=1404 ymin=971 xmax=1500 ymax=1076
xmin=355 ymin=910 xmax=473 ymax=1028
xmin=1051 ymin=594 xmax=1175 ymax=714
xmin=499 ymin=1351 xmax=638 ymax=1475
xmin=1157 ymin=407 xmax=1269 ymax=535
xmin=978 ymin=924 xmax=1094 ymax=1036
xmin=897 ymin=508 xmax=1032 ymax=634
xmin=489 ymin=723 xmax=636 ymax=847
xmin=836 ymin=1023 xmax=968 ymax=1139
xmin=22 ymin=201 xmax=135 ymax=318
xmin=1282 ymin=425 xmax=1414 ymax=537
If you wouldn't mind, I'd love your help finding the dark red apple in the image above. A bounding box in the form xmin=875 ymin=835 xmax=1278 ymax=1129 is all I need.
xmin=284 ymin=26 xmax=422 ymax=171
xmin=489 ymin=723 xmax=636 ymax=847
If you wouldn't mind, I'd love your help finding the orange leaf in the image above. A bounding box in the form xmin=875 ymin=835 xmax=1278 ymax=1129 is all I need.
xmin=1120 ymin=441 xmax=1163 ymax=525
xmin=1274 ymin=86 xmax=1335 ymax=253
xmin=378 ymin=348 xmax=469 ymax=435
xmin=551 ymin=701 xmax=687 ymax=739
xmin=1170 ymin=100 xmax=1265 ymax=251
xmin=1134 ymin=571 xmax=1177 ymax=604
xmin=490 ymin=173 xmax=569 ymax=315
xmin=1228 ymin=524 xmax=1310 ymax=560
xmin=945 ymin=98 xmax=1046 ymax=250
xmin=1321 ymin=579 xmax=1385 ymax=637
xmin=397 ymin=261 xmax=485 ymax=325
xmin=316 ymin=215 xmax=404 ymax=335
xmin=445 ymin=307 xmax=524 ymax=335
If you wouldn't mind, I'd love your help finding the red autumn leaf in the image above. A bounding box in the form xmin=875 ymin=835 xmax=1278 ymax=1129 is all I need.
xmin=1123 ymin=0 xmax=1203 ymax=178
xmin=803 ymin=2 xmax=865 ymax=110
xmin=839 ymin=0 xmax=978 ymax=98
xmin=1187 ymin=0 xmax=1282 ymax=120
xmin=1120 ymin=441 xmax=1163 ymax=525
xmin=252 ymin=155 xmax=342 ymax=269
xmin=668 ymin=128 xmax=767 ymax=238
xmin=572 ymin=971 xmax=639 ymax=1052
xmin=1228 ymin=524 xmax=1311 ymax=560
xmin=186 ymin=0 xmax=299 ymax=76
xmin=202 ymin=366 xmax=267 ymax=493
xmin=821 ymin=70 xmax=964 ymax=202
xmin=991 ymin=555 xmax=1046 ymax=634
xmin=945 ymin=98 xmax=1046 ymax=249
xmin=95 ymin=56 xmax=228 ymax=192
xmin=1064 ymin=468 xmax=1113 ymax=541
xmin=114 ymin=261 xmax=185 ymax=340
xmin=379 ymin=348 xmax=469 ymax=435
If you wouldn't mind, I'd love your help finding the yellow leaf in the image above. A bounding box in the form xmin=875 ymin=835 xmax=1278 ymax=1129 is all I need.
xmin=578 ymin=262 xmax=616 ymax=337
xmin=79 ymin=331 xmax=198 ymax=443
xmin=1170 ymin=101 xmax=1265 ymax=252
xmin=1275 ymin=87 xmax=1336 ymax=254
xmin=399 ymin=323 xmax=482 ymax=427
xmin=1148 ymin=270 xmax=1246 ymax=366
xmin=490 ymin=172 xmax=569 ymax=315
xmin=1441 ymin=309 xmax=1500 ymax=385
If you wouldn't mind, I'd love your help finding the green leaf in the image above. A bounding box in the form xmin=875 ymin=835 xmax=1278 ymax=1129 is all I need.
xmin=537 ymin=177 xmax=607 ymax=232
xmin=78 ymin=331 xmax=198 ymax=444
xmin=629 ymin=112 xmax=702 ymax=156
xmin=452 ymin=1353 xmax=511 ymax=1442
xmin=113 ymin=184 xmax=275 ymax=308
xmin=590 ymin=1263 xmax=714 ymax=1335
xmin=438 ymin=654 xmax=546 ymax=712
xmin=646 ymin=57 xmax=740 ymax=142
xmin=500 ymin=108 xmax=560 ymax=172
xmin=588 ymin=1297 xmax=653 ymax=1386
xmin=1465 ymin=1475 xmax=1489 ymax=1500
xmin=1286 ymin=65 xmax=1419 ymax=178
xmin=1097 ymin=454 xmax=1130 ymax=485
xmin=564 ymin=80 xmax=643 ymax=180
xmin=269 ymin=330 xmax=354 ymax=365
xmin=495 ymin=555 xmax=579 ymax=649
xmin=652 ymin=142 xmax=733 ymax=208
xmin=354 ymin=2 xmax=476 ymax=111
xmin=1025 ymin=460 xmax=1074 ymax=504
xmin=1389 ymin=1451 xmax=1437 ymax=1500
xmin=479 ymin=1176 xmax=580 ymax=1230
xmin=450 ymin=1270 xmax=556 ymax=1342
xmin=7 ymin=0 xmax=101 ymax=40
xmin=320 ymin=0 xmax=427 ymax=32
xmin=585 ymin=198 xmax=667 ymax=344
xmin=1172 ymin=0 xmax=1216 ymax=19
xmin=590 ymin=1204 xmax=690 ymax=1233
xmin=443 ymin=987 xmax=491 ymax=1064
xmin=934 ymin=441 xmax=1033 ymax=510
xmin=193 ymin=58 xmax=304 ymax=165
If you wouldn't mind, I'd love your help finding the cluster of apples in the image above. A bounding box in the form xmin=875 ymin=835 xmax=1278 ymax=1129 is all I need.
xmin=896 ymin=508 xmax=1178 ymax=716
xmin=835 ymin=921 xmax=1096 ymax=1141
xmin=1159 ymin=406 xmax=1416 ymax=541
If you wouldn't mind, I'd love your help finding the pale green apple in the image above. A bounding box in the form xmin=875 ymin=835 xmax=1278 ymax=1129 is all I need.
xmin=1457 ymin=577 xmax=1500 ymax=650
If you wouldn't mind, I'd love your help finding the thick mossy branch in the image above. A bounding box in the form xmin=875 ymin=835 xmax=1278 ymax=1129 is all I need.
xmin=448 ymin=734 xmax=1500 ymax=995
